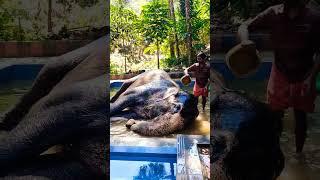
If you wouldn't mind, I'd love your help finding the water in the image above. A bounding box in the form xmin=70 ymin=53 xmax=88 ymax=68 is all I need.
xmin=110 ymin=160 xmax=176 ymax=179
xmin=198 ymin=145 xmax=210 ymax=179
xmin=228 ymin=79 xmax=320 ymax=180
xmin=110 ymin=85 xmax=210 ymax=138
xmin=0 ymin=80 xmax=33 ymax=113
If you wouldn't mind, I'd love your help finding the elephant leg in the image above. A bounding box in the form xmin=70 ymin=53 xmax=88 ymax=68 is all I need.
xmin=110 ymin=74 xmax=142 ymax=103
xmin=110 ymin=111 xmax=140 ymax=122
xmin=0 ymin=53 xmax=90 ymax=131
xmin=129 ymin=113 xmax=185 ymax=136
xmin=3 ymin=154 xmax=98 ymax=179
xmin=110 ymin=95 xmax=136 ymax=116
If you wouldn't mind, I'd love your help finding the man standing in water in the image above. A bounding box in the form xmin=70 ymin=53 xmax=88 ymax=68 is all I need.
xmin=184 ymin=52 xmax=210 ymax=112
xmin=238 ymin=0 xmax=320 ymax=153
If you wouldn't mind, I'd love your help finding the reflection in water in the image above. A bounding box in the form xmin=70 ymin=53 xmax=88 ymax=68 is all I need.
xmin=229 ymin=80 xmax=320 ymax=180
xmin=198 ymin=145 xmax=210 ymax=179
xmin=111 ymin=160 xmax=176 ymax=180
xmin=110 ymin=86 xmax=210 ymax=138
xmin=136 ymin=163 xmax=174 ymax=180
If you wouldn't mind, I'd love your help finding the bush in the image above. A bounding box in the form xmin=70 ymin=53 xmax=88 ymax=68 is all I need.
xmin=162 ymin=56 xmax=189 ymax=69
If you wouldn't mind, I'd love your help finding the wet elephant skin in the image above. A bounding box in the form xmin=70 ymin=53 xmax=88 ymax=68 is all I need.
xmin=211 ymin=90 xmax=284 ymax=180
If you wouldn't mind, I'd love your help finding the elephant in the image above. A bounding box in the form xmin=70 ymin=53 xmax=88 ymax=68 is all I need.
xmin=110 ymin=70 xmax=199 ymax=136
xmin=0 ymin=35 xmax=108 ymax=179
xmin=210 ymin=80 xmax=284 ymax=180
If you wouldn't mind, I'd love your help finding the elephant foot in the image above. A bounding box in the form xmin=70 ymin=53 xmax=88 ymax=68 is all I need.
xmin=125 ymin=119 xmax=136 ymax=129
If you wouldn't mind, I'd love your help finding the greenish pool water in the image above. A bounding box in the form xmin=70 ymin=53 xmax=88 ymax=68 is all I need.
xmin=0 ymin=80 xmax=33 ymax=113
xmin=228 ymin=79 xmax=320 ymax=180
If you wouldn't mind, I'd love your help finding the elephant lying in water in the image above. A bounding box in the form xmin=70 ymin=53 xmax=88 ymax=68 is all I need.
xmin=110 ymin=70 xmax=199 ymax=136
xmin=210 ymin=79 xmax=284 ymax=180
xmin=0 ymin=36 xmax=108 ymax=179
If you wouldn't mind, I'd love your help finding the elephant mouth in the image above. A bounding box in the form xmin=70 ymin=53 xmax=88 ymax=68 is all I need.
xmin=179 ymin=92 xmax=199 ymax=119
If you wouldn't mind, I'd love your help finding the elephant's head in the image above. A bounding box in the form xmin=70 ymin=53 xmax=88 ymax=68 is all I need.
xmin=175 ymin=91 xmax=199 ymax=125
xmin=211 ymin=90 xmax=284 ymax=180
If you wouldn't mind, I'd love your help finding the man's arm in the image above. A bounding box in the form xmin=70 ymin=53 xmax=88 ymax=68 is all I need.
xmin=238 ymin=6 xmax=275 ymax=43
xmin=184 ymin=64 xmax=196 ymax=75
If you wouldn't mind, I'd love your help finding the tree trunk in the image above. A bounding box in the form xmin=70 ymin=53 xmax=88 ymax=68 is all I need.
xmin=169 ymin=0 xmax=180 ymax=58
xmin=185 ymin=0 xmax=192 ymax=65
xmin=18 ymin=16 xmax=22 ymax=41
xmin=168 ymin=0 xmax=175 ymax=58
xmin=125 ymin=56 xmax=127 ymax=73
xmin=48 ymin=0 xmax=52 ymax=34
xmin=157 ymin=40 xmax=160 ymax=69
xmin=123 ymin=39 xmax=127 ymax=73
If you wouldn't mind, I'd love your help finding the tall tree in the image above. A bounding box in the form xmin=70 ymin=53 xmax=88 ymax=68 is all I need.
xmin=111 ymin=0 xmax=139 ymax=73
xmin=168 ymin=0 xmax=180 ymax=58
xmin=48 ymin=0 xmax=52 ymax=33
xmin=185 ymin=0 xmax=192 ymax=65
xmin=140 ymin=0 xmax=171 ymax=69
xmin=168 ymin=0 xmax=175 ymax=58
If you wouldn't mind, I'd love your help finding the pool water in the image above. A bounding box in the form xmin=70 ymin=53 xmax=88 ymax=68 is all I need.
xmin=110 ymin=154 xmax=176 ymax=180
xmin=228 ymin=79 xmax=320 ymax=180
xmin=0 ymin=80 xmax=33 ymax=113
xmin=110 ymin=86 xmax=210 ymax=138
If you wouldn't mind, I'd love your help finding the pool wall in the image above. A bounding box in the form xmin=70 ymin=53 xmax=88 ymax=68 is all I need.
xmin=110 ymin=146 xmax=177 ymax=162
xmin=211 ymin=61 xmax=272 ymax=81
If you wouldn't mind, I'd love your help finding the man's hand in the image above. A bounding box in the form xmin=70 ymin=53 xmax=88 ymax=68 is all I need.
xmin=240 ymin=40 xmax=256 ymax=52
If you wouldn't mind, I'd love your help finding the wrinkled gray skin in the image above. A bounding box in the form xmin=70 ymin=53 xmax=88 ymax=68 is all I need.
xmin=0 ymin=36 xmax=108 ymax=179
xmin=210 ymin=81 xmax=284 ymax=180
xmin=110 ymin=70 xmax=199 ymax=136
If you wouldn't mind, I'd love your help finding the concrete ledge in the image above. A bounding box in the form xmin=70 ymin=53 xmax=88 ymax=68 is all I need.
xmin=0 ymin=40 xmax=91 ymax=58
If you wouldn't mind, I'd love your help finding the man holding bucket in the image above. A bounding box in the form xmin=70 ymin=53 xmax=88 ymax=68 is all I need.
xmin=238 ymin=0 xmax=320 ymax=153
xmin=183 ymin=52 xmax=210 ymax=112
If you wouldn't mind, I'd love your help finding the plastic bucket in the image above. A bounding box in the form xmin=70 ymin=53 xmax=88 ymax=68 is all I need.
xmin=226 ymin=42 xmax=261 ymax=78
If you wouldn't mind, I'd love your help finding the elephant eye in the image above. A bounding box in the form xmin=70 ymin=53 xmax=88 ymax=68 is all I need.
xmin=172 ymin=103 xmax=182 ymax=113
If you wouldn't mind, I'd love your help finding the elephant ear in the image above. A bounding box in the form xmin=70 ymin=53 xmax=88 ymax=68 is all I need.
xmin=162 ymin=87 xmax=179 ymax=100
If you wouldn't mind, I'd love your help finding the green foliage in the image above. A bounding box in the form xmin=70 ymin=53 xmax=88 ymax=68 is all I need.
xmin=176 ymin=0 xmax=209 ymax=55
xmin=0 ymin=0 xmax=106 ymax=41
xmin=0 ymin=0 xmax=29 ymax=40
xmin=110 ymin=0 xmax=209 ymax=73
xmin=140 ymin=0 xmax=171 ymax=44
xmin=162 ymin=56 xmax=189 ymax=69
xmin=56 ymin=0 xmax=99 ymax=10
xmin=110 ymin=61 xmax=121 ymax=75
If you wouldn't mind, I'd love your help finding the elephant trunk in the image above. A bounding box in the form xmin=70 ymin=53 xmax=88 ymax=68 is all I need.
xmin=130 ymin=113 xmax=185 ymax=136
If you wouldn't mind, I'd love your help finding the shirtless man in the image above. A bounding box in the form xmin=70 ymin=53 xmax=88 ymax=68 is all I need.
xmin=184 ymin=52 xmax=210 ymax=111
xmin=238 ymin=0 xmax=320 ymax=153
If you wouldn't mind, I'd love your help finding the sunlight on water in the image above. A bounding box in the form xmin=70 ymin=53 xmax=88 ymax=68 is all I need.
xmin=229 ymin=79 xmax=320 ymax=180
